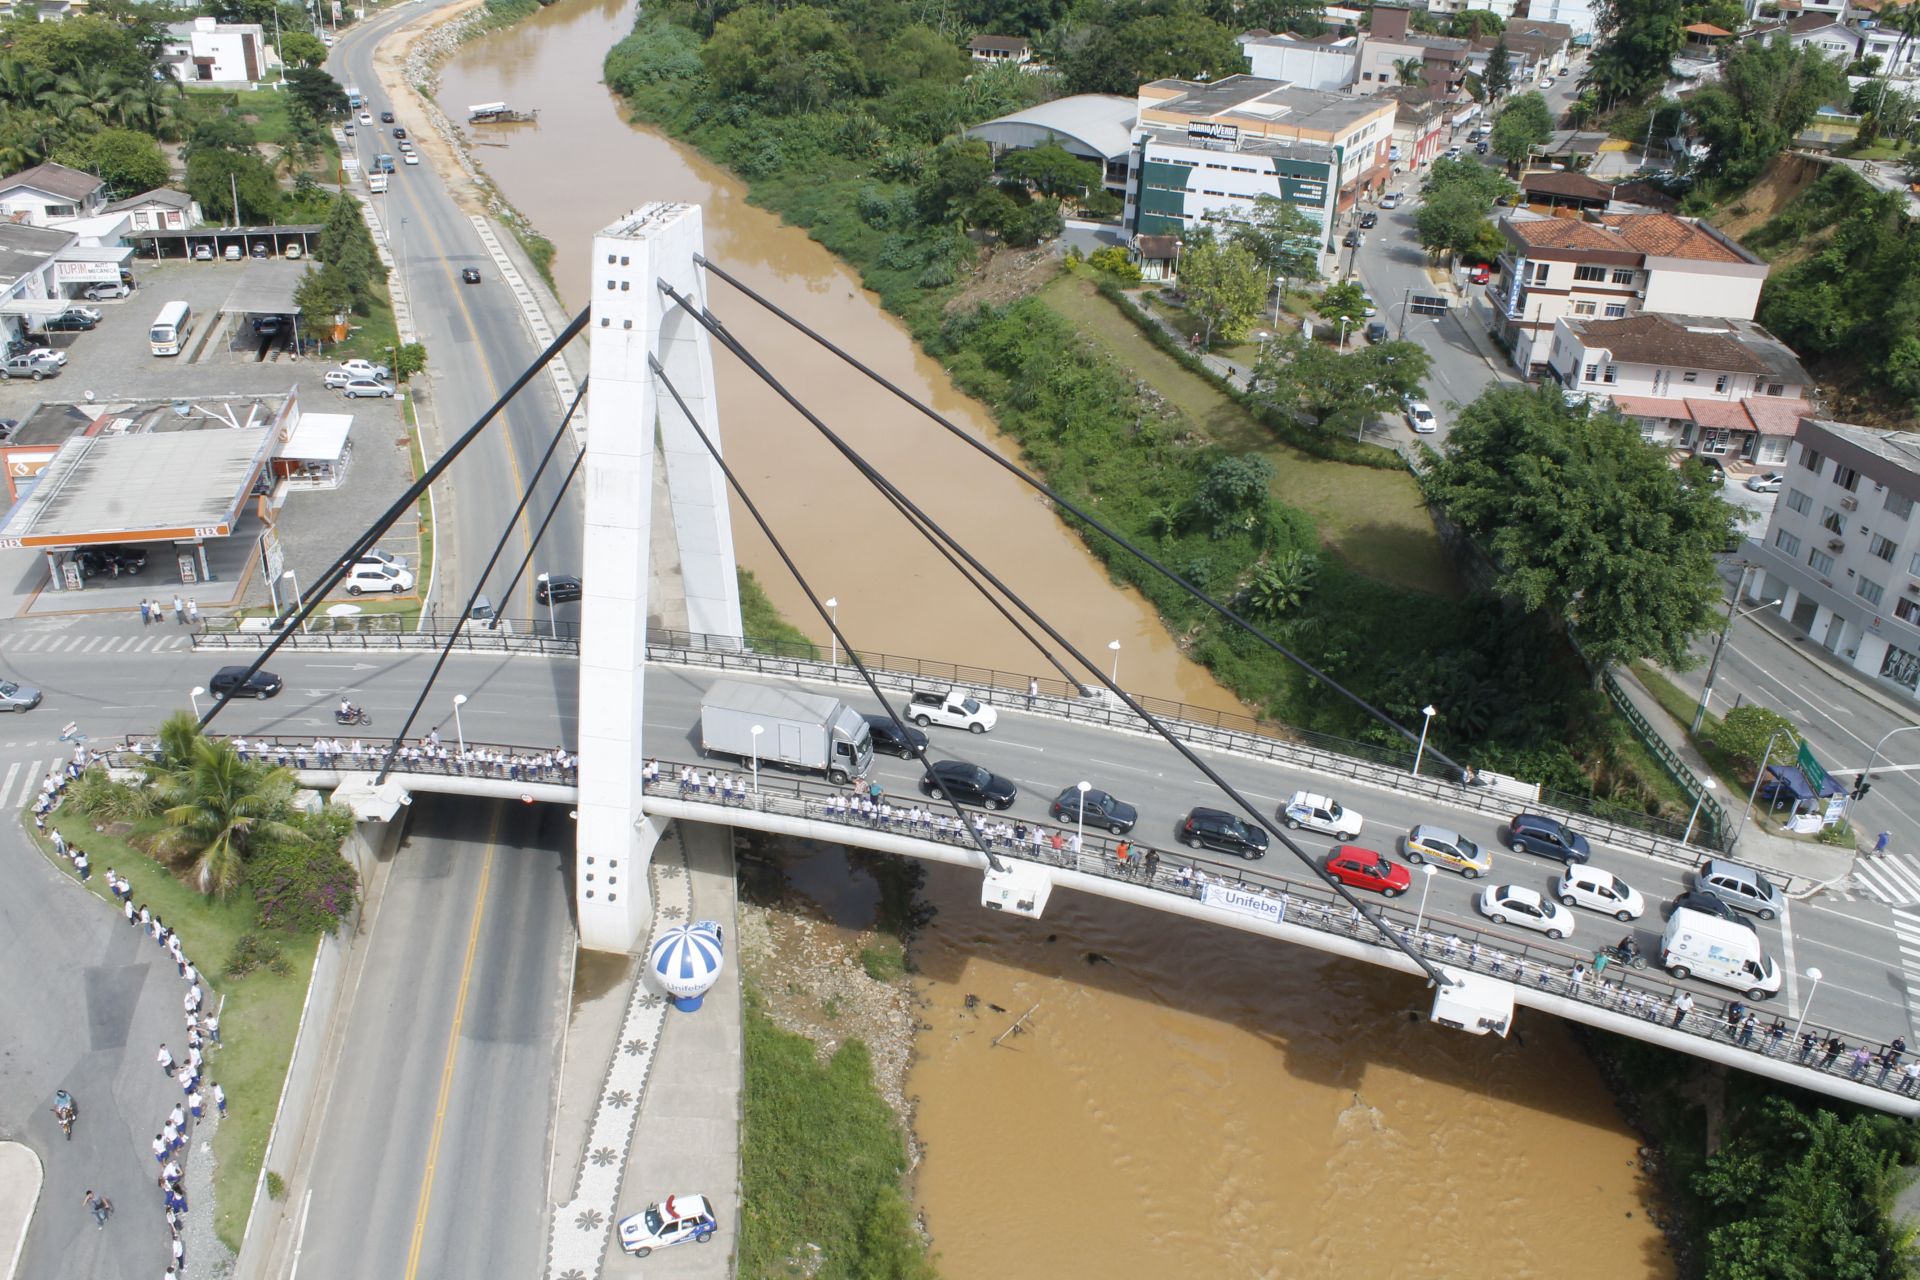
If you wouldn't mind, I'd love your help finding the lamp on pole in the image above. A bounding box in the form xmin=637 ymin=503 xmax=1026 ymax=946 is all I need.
xmin=1736 ymin=727 xmax=1793 ymax=843
xmin=451 ymin=694 xmax=467 ymax=754
xmin=1857 ymin=723 xmax=1920 ymax=800
xmin=1411 ymin=704 xmax=1438 ymax=777
xmin=1107 ymin=639 xmax=1121 ymax=686
xmin=1414 ymin=862 xmax=1439 ymax=933
xmin=190 ymin=685 xmax=205 ymax=718
xmin=282 ymin=569 xmax=303 ymax=631
xmin=1683 ymin=777 xmax=1719 ymax=845
xmin=537 ymin=572 xmax=556 ymax=638
xmin=750 ymin=724 xmax=764 ymax=797
xmin=1076 ymin=780 xmax=1091 ymax=854
xmin=1791 ymin=965 xmax=1824 ymax=1047
xmin=1691 ymin=567 xmax=1781 ymax=731
xmin=825 ymin=597 xmax=839 ymax=666
xmin=1338 ymin=315 xmax=1353 ymax=351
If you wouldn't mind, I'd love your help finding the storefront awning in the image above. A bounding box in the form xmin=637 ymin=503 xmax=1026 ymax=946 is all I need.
xmin=0 ymin=298 xmax=76 ymax=318
xmin=276 ymin=412 xmax=352 ymax=463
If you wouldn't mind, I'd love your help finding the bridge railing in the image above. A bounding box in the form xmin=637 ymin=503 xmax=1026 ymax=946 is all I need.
xmin=195 ymin=615 xmax=580 ymax=656
xmin=107 ymin=735 xmax=1909 ymax=1098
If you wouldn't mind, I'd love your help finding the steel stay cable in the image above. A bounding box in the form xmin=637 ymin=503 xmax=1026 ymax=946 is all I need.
xmin=665 ymin=285 xmax=1451 ymax=988
xmin=490 ymin=447 xmax=588 ymax=641
xmin=374 ymin=379 xmax=588 ymax=783
xmin=197 ymin=307 xmax=593 ymax=732
xmin=692 ymin=254 xmax=1465 ymax=776
xmin=648 ymin=352 xmax=1008 ymax=875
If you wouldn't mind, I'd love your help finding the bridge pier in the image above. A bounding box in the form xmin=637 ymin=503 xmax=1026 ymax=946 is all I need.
xmin=576 ymin=203 xmax=743 ymax=953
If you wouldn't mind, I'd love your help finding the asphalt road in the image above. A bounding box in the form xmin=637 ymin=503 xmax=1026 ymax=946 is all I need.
xmin=329 ymin=10 xmax=586 ymax=624
xmin=291 ymin=795 xmax=571 ymax=1280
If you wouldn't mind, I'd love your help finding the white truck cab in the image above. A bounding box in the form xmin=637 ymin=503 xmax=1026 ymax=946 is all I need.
xmin=908 ymin=688 xmax=996 ymax=734
xmin=1661 ymin=906 xmax=1781 ymax=1000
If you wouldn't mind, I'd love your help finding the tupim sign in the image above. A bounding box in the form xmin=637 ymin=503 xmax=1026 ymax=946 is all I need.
xmin=1202 ymin=882 xmax=1287 ymax=926
xmin=1187 ymin=120 xmax=1241 ymax=144
xmin=55 ymin=260 xmax=122 ymax=285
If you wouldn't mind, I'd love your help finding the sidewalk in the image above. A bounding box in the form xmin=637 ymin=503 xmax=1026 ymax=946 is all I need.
xmin=0 ymin=1144 xmax=40 ymax=1280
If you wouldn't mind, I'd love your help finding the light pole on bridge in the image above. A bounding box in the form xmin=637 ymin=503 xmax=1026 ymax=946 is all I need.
xmin=1683 ymin=777 xmax=1718 ymax=846
xmin=751 ymin=724 xmax=764 ymax=797
xmin=1411 ymin=704 xmax=1438 ymax=777
xmin=825 ymin=598 xmax=839 ymax=666
xmin=452 ymin=693 xmax=468 ymax=754
xmin=189 ymin=686 xmax=205 ymax=719
xmin=1791 ymin=966 xmax=1825 ymax=1048
xmin=1414 ymin=862 xmax=1438 ymax=934
xmin=1107 ymin=639 xmax=1121 ymax=687
xmin=1076 ymin=780 xmax=1090 ymax=855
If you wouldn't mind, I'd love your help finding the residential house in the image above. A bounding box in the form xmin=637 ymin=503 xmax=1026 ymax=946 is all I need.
xmin=163 ymin=16 xmax=267 ymax=85
xmin=1752 ymin=420 xmax=1920 ymax=701
xmin=1507 ymin=17 xmax=1575 ymax=73
xmin=1852 ymin=18 xmax=1920 ymax=75
xmin=1781 ymin=13 xmax=1860 ymax=63
xmin=1519 ymin=169 xmax=1614 ymax=212
xmin=1547 ymin=312 xmax=1814 ymax=466
xmin=1490 ymin=209 xmax=1770 ymax=372
xmin=0 ymin=0 xmax=87 ymax=18
xmin=1428 ymin=0 xmax=1520 ymax=19
xmin=968 ymin=35 xmax=1032 ymax=65
xmin=0 ymin=163 xmax=106 ymax=227
xmin=103 ymin=188 xmax=203 ymax=233
xmin=1527 ymin=0 xmax=1601 ymax=39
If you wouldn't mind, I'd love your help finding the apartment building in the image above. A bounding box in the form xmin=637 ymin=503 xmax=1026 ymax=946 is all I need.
xmin=1491 ymin=209 xmax=1770 ymax=373
xmin=162 ymin=16 xmax=267 ymax=86
xmin=1752 ymin=421 xmax=1920 ymax=701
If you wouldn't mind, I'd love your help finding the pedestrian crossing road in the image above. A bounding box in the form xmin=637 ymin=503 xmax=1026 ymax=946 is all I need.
xmin=5 ymin=632 xmax=194 ymax=655
xmin=1853 ymin=854 xmax=1920 ymax=907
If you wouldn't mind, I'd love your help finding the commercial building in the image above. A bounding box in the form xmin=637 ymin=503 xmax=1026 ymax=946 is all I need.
xmin=1385 ymin=87 xmax=1451 ymax=172
xmin=0 ymin=222 xmax=80 ymax=351
xmin=1491 ymin=209 xmax=1770 ymax=373
xmin=162 ymin=16 xmax=268 ymax=86
xmin=1240 ymin=31 xmax=1362 ymax=92
xmin=1750 ymin=421 xmax=1920 ymax=701
xmin=966 ymin=94 xmax=1137 ymax=193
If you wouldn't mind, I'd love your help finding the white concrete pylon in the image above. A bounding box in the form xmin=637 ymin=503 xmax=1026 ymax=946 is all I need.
xmin=576 ymin=203 xmax=744 ymax=953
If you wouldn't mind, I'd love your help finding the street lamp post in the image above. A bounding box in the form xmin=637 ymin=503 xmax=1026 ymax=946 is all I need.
xmin=452 ymin=693 xmax=468 ymax=754
xmin=1414 ymin=862 xmax=1439 ymax=933
xmin=1338 ymin=315 xmax=1353 ymax=351
xmin=1691 ymin=567 xmax=1782 ymax=731
xmin=1791 ymin=966 xmax=1825 ymax=1048
xmin=1858 ymin=723 xmax=1920 ymax=799
xmin=1107 ymin=639 xmax=1121 ymax=687
xmin=1683 ymin=777 xmax=1719 ymax=846
xmin=1736 ymin=727 xmax=1793 ymax=843
xmin=537 ymin=572 xmax=556 ymax=638
xmin=282 ymin=569 xmax=303 ymax=631
xmin=190 ymin=686 xmax=205 ymax=718
xmin=825 ymin=597 xmax=839 ymax=666
xmin=1076 ymin=780 xmax=1091 ymax=855
xmin=1411 ymin=704 xmax=1438 ymax=777
xmin=750 ymin=724 xmax=764 ymax=798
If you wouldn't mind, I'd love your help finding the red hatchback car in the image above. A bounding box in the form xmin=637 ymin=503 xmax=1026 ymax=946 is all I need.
xmin=1325 ymin=845 xmax=1412 ymax=897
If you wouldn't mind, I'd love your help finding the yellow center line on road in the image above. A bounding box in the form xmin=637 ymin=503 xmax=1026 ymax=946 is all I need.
xmin=402 ymin=806 xmax=500 ymax=1279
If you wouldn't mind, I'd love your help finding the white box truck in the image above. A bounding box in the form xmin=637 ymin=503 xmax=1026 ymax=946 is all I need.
xmin=1660 ymin=906 xmax=1781 ymax=1000
xmin=699 ymin=680 xmax=873 ymax=784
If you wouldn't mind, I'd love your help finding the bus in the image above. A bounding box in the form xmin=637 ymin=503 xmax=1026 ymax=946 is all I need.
xmin=149 ymin=301 xmax=193 ymax=356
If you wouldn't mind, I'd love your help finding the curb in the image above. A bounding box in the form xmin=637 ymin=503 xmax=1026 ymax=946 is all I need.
xmin=0 ymin=1143 xmax=42 ymax=1280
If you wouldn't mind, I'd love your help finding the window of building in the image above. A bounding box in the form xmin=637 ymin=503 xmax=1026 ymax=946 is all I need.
xmin=1860 ymin=576 xmax=1887 ymax=606
xmin=1775 ymin=529 xmax=1802 ymax=557
xmin=1766 ymin=382 xmax=1786 ymax=396
xmin=1898 ymin=597 xmax=1920 ymax=627
xmin=1785 ymin=488 xmax=1812 ymax=515
xmin=1800 ymin=447 xmax=1824 ymax=475
xmin=1884 ymin=642 xmax=1920 ymax=691
xmin=1682 ymin=370 xmax=1698 ymax=383
xmin=1573 ymin=301 xmax=1596 ymax=315
xmin=1611 ymin=268 xmax=1634 ymax=284
xmin=1871 ymin=533 xmax=1899 ymax=561
xmin=1821 ymin=507 xmax=1845 ymax=534
xmin=1810 ymin=548 xmax=1836 ymax=575
xmin=1836 ymin=464 xmax=1861 ymax=492
xmin=1574 ymin=264 xmax=1607 ymax=282
xmin=1714 ymin=375 xmax=1729 ymax=393
xmin=1530 ymin=261 xmax=1550 ymax=285
xmin=1604 ymin=303 xmax=1627 ymax=318
xmin=1584 ymin=363 xmax=1599 ymax=383
xmin=1604 ymin=365 xmax=1617 ymax=383
xmin=1886 ymin=491 xmax=1915 ymax=520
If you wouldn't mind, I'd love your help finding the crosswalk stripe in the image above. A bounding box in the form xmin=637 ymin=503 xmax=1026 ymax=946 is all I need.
xmin=1853 ymin=858 xmax=1920 ymax=907
xmin=14 ymin=636 xmax=45 ymax=651
xmin=11 ymin=760 xmax=42 ymax=809
xmin=0 ymin=764 xmax=17 ymax=813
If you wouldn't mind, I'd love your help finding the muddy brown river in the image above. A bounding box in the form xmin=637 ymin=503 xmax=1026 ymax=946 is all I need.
xmin=436 ymin=7 xmax=1673 ymax=1274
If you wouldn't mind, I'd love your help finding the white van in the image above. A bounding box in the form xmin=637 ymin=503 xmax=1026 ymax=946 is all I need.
xmin=1661 ymin=907 xmax=1781 ymax=1000
xmin=368 ymin=173 xmax=388 ymax=194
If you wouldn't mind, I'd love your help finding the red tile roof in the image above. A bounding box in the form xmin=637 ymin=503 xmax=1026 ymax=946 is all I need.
xmin=1593 ymin=212 xmax=1749 ymax=262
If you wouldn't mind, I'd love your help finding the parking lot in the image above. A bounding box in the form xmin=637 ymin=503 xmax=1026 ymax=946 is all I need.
xmin=0 ymin=259 xmax=421 ymax=619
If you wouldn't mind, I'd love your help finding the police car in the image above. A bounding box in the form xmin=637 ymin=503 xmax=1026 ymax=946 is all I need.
xmin=618 ymin=1194 xmax=719 ymax=1256
xmin=1282 ymin=790 xmax=1363 ymax=839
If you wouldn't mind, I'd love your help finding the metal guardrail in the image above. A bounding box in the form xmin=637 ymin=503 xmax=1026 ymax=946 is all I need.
xmin=112 ymin=737 xmax=1909 ymax=1100
xmin=1601 ymin=668 xmax=1731 ymax=850
xmin=111 ymin=737 xmax=578 ymax=784
xmin=196 ymin=616 xmax=580 ymax=656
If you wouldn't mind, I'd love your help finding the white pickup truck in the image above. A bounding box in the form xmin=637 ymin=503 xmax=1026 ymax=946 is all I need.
xmin=907 ymin=689 xmax=997 ymax=734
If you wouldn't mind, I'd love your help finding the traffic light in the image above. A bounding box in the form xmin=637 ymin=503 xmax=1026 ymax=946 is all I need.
xmin=1854 ymin=773 xmax=1873 ymax=800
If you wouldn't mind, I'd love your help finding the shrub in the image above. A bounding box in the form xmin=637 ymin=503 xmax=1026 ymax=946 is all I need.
xmin=224 ymin=932 xmax=288 ymax=979
xmin=1714 ymin=704 xmax=1800 ymax=771
xmin=250 ymin=838 xmax=359 ymax=935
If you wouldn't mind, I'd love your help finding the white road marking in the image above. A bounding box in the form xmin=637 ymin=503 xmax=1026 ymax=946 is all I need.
xmin=0 ymin=764 xmax=16 ymax=813
xmin=1853 ymin=855 xmax=1920 ymax=906
xmin=1780 ymin=899 xmax=1802 ymax=1013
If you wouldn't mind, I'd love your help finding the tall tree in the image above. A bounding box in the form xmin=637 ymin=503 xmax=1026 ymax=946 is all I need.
xmin=1588 ymin=0 xmax=1686 ymax=108
xmin=154 ymin=735 xmax=307 ymax=898
xmin=1423 ymin=385 xmax=1733 ymax=669
xmin=1490 ymin=91 xmax=1553 ymax=165
xmin=1395 ymin=56 xmax=1426 ymax=85
xmin=1688 ymin=36 xmax=1845 ymax=188
xmin=1227 ymin=194 xmax=1323 ymax=293
xmin=53 ymin=127 xmax=170 ymax=196
xmin=1485 ymin=35 xmax=1513 ymax=100
xmin=1177 ymin=231 xmax=1265 ymax=348
xmin=1001 ymin=142 xmax=1102 ymax=198
xmin=283 ymin=66 xmax=349 ymax=118
xmin=1250 ymin=332 xmax=1431 ymax=437
xmin=1063 ymin=11 xmax=1245 ymax=94
xmin=278 ymin=30 xmax=329 ymax=69
xmin=186 ymin=148 xmax=280 ymax=225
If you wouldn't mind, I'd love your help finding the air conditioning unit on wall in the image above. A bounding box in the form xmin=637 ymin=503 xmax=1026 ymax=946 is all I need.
xmin=1829 ymin=538 xmax=1847 ymax=552
xmin=1842 ymin=496 xmax=1859 ymax=510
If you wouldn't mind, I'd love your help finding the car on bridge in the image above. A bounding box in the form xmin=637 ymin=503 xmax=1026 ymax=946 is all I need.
xmin=1695 ymin=858 xmax=1785 ymax=920
xmin=1506 ymin=812 xmax=1591 ymax=863
xmin=1477 ymin=884 xmax=1574 ymax=939
xmin=921 ymin=760 xmax=1016 ymax=810
xmin=1282 ymin=791 xmax=1362 ymax=838
xmin=1402 ymin=824 xmax=1490 ymax=878
xmin=1179 ymin=807 xmax=1268 ymax=859
xmin=208 ymin=666 xmax=283 ymax=699
xmin=1049 ymin=786 xmax=1138 ymax=835
xmin=907 ymin=688 xmax=996 ymax=734
xmin=536 ymin=573 xmax=581 ymax=605
xmin=0 ymin=678 xmax=42 ymax=712
xmin=1324 ymin=845 xmax=1408 ymax=896
xmin=1556 ymin=863 xmax=1646 ymax=921
xmin=618 ymin=1194 xmax=718 ymax=1257
xmin=863 ymin=714 xmax=927 ymax=758
xmin=1664 ymin=888 xmax=1755 ymax=931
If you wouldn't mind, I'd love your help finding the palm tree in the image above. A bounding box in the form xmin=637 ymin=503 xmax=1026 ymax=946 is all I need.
xmin=0 ymin=57 xmax=54 ymax=112
xmin=154 ymin=736 xmax=307 ymax=898
xmin=1246 ymin=550 xmax=1321 ymax=618
xmin=1395 ymin=57 xmax=1426 ymax=87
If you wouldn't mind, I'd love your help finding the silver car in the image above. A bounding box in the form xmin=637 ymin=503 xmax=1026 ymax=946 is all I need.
xmin=0 ymin=679 xmax=42 ymax=712
xmin=341 ymin=378 xmax=395 ymax=399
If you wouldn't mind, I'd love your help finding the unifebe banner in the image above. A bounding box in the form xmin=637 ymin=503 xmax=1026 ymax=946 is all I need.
xmin=1202 ymin=883 xmax=1286 ymax=926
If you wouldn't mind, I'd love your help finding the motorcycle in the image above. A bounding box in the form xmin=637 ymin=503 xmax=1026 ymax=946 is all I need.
xmin=1600 ymin=943 xmax=1648 ymax=971
xmin=335 ymin=708 xmax=373 ymax=727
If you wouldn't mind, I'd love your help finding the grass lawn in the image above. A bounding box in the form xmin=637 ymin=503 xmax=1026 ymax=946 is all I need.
xmin=1143 ymin=288 xmax=1316 ymax=368
xmin=338 ymin=281 xmax=399 ymax=367
xmin=1043 ymin=276 xmax=1460 ymax=597
xmin=1633 ymin=663 xmax=1760 ymax=805
xmin=31 ymin=812 xmax=317 ymax=1252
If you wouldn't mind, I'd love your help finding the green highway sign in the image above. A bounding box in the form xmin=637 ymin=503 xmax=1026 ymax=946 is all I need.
xmin=1798 ymin=741 xmax=1830 ymax=794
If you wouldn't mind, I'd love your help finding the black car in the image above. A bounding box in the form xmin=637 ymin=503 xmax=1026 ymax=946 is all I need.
xmin=864 ymin=714 xmax=928 ymax=758
xmin=1358 ymin=211 xmax=1378 ymax=229
xmin=1180 ymin=807 xmax=1268 ymax=859
xmin=1342 ymin=229 xmax=1362 ymax=248
xmin=1364 ymin=320 xmax=1389 ymax=344
xmin=1049 ymin=786 xmax=1138 ymax=834
xmin=208 ymin=666 xmax=283 ymax=699
xmin=77 ymin=545 xmax=147 ymax=577
xmin=1475 ymin=140 xmax=1489 ymax=154
xmin=1667 ymin=889 xmax=1758 ymax=932
xmin=1507 ymin=812 xmax=1591 ymax=863
xmin=44 ymin=311 xmax=95 ymax=332
xmin=380 ymin=110 xmax=395 ymax=123
xmin=392 ymin=126 xmax=407 ymax=140
xmin=922 ymin=760 xmax=1017 ymax=809
xmin=536 ymin=573 xmax=582 ymax=605
xmin=461 ymin=268 xmax=482 ymax=284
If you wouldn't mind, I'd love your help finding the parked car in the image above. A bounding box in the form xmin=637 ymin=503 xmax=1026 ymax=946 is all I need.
xmin=336 ymin=358 xmax=392 ymax=381
xmin=85 ymin=281 xmax=132 ymax=301
xmin=0 ymin=678 xmax=42 ymax=712
xmin=208 ymin=666 xmax=283 ymax=699
xmin=862 ymin=714 xmax=928 ymax=758
xmin=1695 ymin=858 xmax=1786 ymax=920
xmin=461 ymin=267 xmax=482 ymax=283
xmin=1179 ymin=807 xmax=1268 ymax=859
xmin=350 ymin=548 xmax=408 ymax=573
xmin=65 ymin=304 xmax=102 ymax=323
xmin=1342 ymin=229 xmax=1363 ymax=248
xmin=0 ymin=353 xmax=58 ymax=380
xmin=322 ymin=370 xmax=357 ymax=389
xmin=193 ymin=244 xmax=214 ymax=261
xmin=920 ymin=759 xmax=1017 ymax=810
xmin=1403 ymin=824 xmax=1490 ymax=878
xmin=1404 ymin=400 xmax=1436 ymax=433
xmin=618 ymin=1194 xmax=718 ymax=1258
xmin=1049 ymin=786 xmax=1138 ymax=835
xmin=1325 ymin=845 xmax=1410 ymax=896
xmin=223 ymin=244 xmax=242 ymax=260
xmin=341 ymin=378 xmax=395 ymax=399
xmin=285 ymin=244 xmax=303 ymax=260
xmin=343 ymin=562 xmax=413 ymax=595
xmin=1282 ymin=790 xmax=1363 ymax=838
xmin=1358 ymin=211 xmax=1378 ymax=229
xmin=252 ymin=316 xmax=283 ymax=335
xmin=1364 ymin=320 xmax=1389 ymax=344
xmin=344 ymin=123 xmax=355 ymax=136
xmin=22 ymin=346 xmax=66 ymax=368
xmin=535 ymin=572 xmax=582 ymax=604
xmin=1468 ymin=263 xmax=1491 ymax=284
xmin=251 ymin=242 xmax=270 ymax=258
xmin=1665 ymin=888 xmax=1756 ymax=932
xmin=1556 ymin=863 xmax=1646 ymax=921
xmin=1745 ymin=472 xmax=1784 ymax=493
xmin=1507 ymin=813 xmax=1591 ymax=863
xmin=78 ymin=546 xmax=146 ymax=577
xmin=0 ymin=418 xmax=16 ymax=440
xmin=43 ymin=310 xmax=95 ymax=332
xmin=1477 ymin=884 xmax=1574 ymax=938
